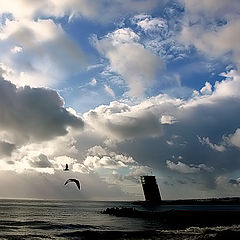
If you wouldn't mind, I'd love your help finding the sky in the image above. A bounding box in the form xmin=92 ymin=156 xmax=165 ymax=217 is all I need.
xmin=0 ymin=0 xmax=240 ymax=200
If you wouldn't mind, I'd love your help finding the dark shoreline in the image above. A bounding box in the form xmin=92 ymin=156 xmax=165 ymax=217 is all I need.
xmin=102 ymin=197 xmax=240 ymax=228
xmin=102 ymin=207 xmax=240 ymax=227
xmin=133 ymin=196 xmax=240 ymax=206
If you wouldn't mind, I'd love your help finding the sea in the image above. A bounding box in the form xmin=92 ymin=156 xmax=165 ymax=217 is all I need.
xmin=0 ymin=199 xmax=240 ymax=240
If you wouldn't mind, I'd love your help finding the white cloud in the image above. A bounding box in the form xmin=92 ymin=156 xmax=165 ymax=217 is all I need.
xmin=200 ymin=82 xmax=212 ymax=95
xmin=84 ymin=96 xmax=180 ymax=140
xmin=82 ymin=145 xmax=135 ymax=171
xmin=166 ymin=160 xmax=200 ymax=173
xmin=160 ymin=115 xmax=176 ymax=124
xmin=134 ymin=15 xmax=167 ymax=32
xmin=90 ymin=78 xmax=97 ymax=86
xmin=166 ymin=160 xmax=213 ymax=174
xmin=10 ymin=45 xmax=22 ymax=53
xmin=179 ymin=0 xmax=240 ymax=68
xmin=93 ymin=28 xmax=164 ymax=97
xmin=0 ymin=0 xmax=160 ymax=22
xmin=198 ymin=136 xmax=226 ymax=152
xmin=109 ymin=28 xmax=140 ymax=45
xmin=104 ymin=84 xmax=115 ymax=98
xmin=225 ymin=128 xmax=240 ymax=148
xmin=0 ymin=18 xmax=84 ymax=87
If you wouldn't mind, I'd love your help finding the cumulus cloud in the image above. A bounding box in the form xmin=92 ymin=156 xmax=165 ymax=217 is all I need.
xmin=0 ymin=77 xmax=84 ymax=145
xmin=30 ymin=154 xmax=52 ymax=168
xmin=200 ymin=82 xmax=212 ymax=95
xmin=84 ymin=97 xmax=179 ymax=140
xmin=132 ymin=14 xmax=167 ymax=32
xmin=82 ymin=145 xmax=135 ymax=171
xmin=93 ymin=28 xmax=164 ymax=97
xmin=179 ymin=0 xmax=240 ymax=68
xmin=84 ymin=69 xmax=240 ymax=144
xmin=224 ymin=128 xmax=240 ymax=149
xmin=166 ymin=160 xmax=213 ymax=174
xmin=0 ymin=19 xmax=84 ymax=87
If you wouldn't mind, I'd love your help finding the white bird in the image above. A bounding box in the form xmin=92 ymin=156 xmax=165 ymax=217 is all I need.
xmin=64 ymin=178 xmax=81 ymax=190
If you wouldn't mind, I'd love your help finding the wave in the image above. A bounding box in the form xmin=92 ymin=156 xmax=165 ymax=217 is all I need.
xmin=58 ymin=227 xmax=240 ymax=240
xmin=0 ymin=219 xmax=99 ymax=231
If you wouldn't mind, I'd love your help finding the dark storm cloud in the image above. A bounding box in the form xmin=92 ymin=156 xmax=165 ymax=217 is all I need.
xmin=0 ymin=78 xmax=84 ymax=143
xmin=0 ymin=141 xmax=15 ymax=156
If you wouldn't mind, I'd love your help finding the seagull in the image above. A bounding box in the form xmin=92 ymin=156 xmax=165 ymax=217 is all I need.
xmin=64 ymin=164 xmax=69 ymax=171
xmin=64 ymin=178 xmax=81 ymax=190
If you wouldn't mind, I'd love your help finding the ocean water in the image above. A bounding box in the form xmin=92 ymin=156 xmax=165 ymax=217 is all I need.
xmin=0 ymin=199 xmax=240 ymax=240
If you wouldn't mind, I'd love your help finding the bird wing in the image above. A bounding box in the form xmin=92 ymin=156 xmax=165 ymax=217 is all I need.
xmin=74 ymin=179 xmax=81 ymax=190
xmin=64 ymin=179 xmax=71 ymax=185
xmin=64 ymin=178 xmax=81 ymax=190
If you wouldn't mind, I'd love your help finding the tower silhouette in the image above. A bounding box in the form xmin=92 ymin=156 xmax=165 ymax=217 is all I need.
xmin=140 ymin=176 xmax=161 ymax=202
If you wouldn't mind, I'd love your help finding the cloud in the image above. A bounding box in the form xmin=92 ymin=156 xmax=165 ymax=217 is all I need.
xmin=1 ymin=68 xmax=240 ymax=199
xmin=104 ymin=84 xmax=115 ymax=98
xmin=200 ymin=82 xmax=212 ymax=95
xmin=133 ymin=15 xmax=167 ymax=32
xmin=130 ymin=11 xmax=188 ymax=62
xmin=179 ymin=0 xmax=240 ymax=68
xmin=224 ymin=128 xmax=240 ymax=148
xmin=84 ymin=97 xmax=177 ymax=140
xmin=0 ymin=141 xmax=15 ymax=156
xmin=0 ymin=18 xmax=84 ymax=87
xmin=198 ymin=136 xmax=226 ymax=152
xmin=82 ymin=145 xmax=135 ymax=171
xmin=90 ymin=78 xmax=97 ymax=86
xmin=166 ymin=160 xmax=213 ymax=174
xmin=160 ymin=115 xmax=177 ymax=124
xmin=181 ymin=0 xmax=240 ymax=19
xmin=0 ymin=77 xmax=84 ymax=145
xmin=30 ymin=154 xmax=52 ymax=168
xmin=84 ymin=69 xmax=240 ymax=144
xmin=82 ymin=69 xmax=240 ymax=197
xmin=216 ymin=176 xmax=240 ymax=196
xmin=125 ymin=165 xmax=153 ymax=182
xmin=93 ymin=28 xmax=164 ymax=97
xmin=0 ymin=0 xmax=160 ymax=22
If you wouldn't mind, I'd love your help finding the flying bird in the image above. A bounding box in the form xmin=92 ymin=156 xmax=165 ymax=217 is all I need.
xmin=64 ymin=178 xmax=81 ymax=190
xmin=64 ymin=164 xmax=69 ymax=171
